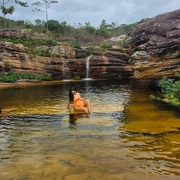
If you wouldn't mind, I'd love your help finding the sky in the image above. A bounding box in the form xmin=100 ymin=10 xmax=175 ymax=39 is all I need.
xmin=1 ymin=0 xmax=180 ymax=27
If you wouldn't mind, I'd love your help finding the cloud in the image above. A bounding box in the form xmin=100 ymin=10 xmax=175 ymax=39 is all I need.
xmin=1 ymin=0 xmax=180 ymax=27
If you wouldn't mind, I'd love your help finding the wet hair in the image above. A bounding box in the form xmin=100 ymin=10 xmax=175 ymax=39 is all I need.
xmin=69 ymin=87 xmax=76 ymax=103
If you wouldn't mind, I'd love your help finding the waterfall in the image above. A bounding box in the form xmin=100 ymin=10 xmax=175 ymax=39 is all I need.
xmin=62 ymin=60 xmax=71 ymax=80
xmin=84 ymin=55 xmax=92 ymax=80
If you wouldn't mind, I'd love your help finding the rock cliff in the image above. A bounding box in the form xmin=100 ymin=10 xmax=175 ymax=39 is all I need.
xmin=0 ymin=9 xmax=179 ymax=80
xmin=0 ymin=41 xmax=133 ymax=79
xmin=124 ymin=9 xmax=180 ymax=78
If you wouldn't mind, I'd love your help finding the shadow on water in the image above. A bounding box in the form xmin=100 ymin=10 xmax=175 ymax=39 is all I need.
xmin=153 ymin=100 xmax=180 ymax=118
xmin=68 ymin=112 xmax=87 ymax=125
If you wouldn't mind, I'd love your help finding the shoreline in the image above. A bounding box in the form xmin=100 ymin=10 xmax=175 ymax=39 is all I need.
xmin=0 ymin=79 xmax=97 ymax=89
xmin=0 ymin=80 xmax=67 ymax=89
xmin=0 ymin=78 xmax=158 ymax=89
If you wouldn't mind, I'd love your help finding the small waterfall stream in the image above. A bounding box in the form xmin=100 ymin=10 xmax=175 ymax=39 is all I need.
xmin=84 ymin=55 xmax=92 ymax=80
xmin=62 ymin=60 xmax=71 ymax=80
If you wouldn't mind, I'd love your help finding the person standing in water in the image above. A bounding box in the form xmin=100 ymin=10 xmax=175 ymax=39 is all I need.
xmin=67 ymin=87 xmax=91 ymax=115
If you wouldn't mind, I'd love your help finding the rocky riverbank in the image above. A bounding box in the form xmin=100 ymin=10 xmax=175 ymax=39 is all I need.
xmin=0 ymin=80 xmax=64 ymax=89
xmin=0 ymin=9 xmax=179 ymax=81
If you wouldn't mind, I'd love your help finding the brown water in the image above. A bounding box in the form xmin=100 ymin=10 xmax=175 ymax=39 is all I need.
xmin=0 ymin=79 xmax=180 ymax=180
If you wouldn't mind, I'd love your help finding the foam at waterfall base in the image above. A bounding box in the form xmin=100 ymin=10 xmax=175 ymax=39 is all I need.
xmin=82 ymin=78 xmax=93 ymax=81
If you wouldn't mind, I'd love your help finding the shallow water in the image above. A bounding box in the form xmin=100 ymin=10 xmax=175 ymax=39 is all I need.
xmin=0 ymin=79 xmax=180 ymax=180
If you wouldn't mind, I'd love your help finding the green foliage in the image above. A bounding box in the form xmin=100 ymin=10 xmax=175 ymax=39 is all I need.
xmin=150 ymin=73 xmax=180 ymax=108
xmin=0 ymin=0 xmax=28 ymax=29
xmin=58 ymin=21 xmax=73 ymax=34
xmin=73 ymin=75 xmax=81 ymax=80
xmin=1 ymin=5 xmax=15 ymax=16
xmin=4 ymin=61 xmax=12 ymax=72
xmin=169 ymin=98 xmax=180 ymax=106
xmin=0 ymin=5 xmax=15 ymax=29
xmin=40 ymin=39 xmax=57 ymax=46
xmin=0 ymin=37 xmax=57 ymax=57
xmin=84 ymin=25 xmax=96 ymax=35
xmin=0 ymin=37 xmax=57 ymax=48
xmin=175 ymin=72 xmax=180 ymax=78
xmin=149 ymin=95 xmax=156 ymax=100
xmin=0 ymin=72 xmax=52 ymax=83
xmin=31 ymin=49 xmax=46 ymax=56
xmin=67 ymin=38 xmax=81 ymax=49
xmin=0 ymin=16 xmax=138 ymax=57
xmin=14 ymin=0 xmax=28 ymax=7
xmin=117 ymin=40 xmax=124 ymax=45
xmin=100 ymin=42 xmax=112 ymax=49
xmin=159 ymin=76 xmax=180 ymax=99
xmin=96 ymin=28 xmax=109 ymax=38
xmin=0 ymin=72 xmax=18 ymax=83
xmin=157 ymin=97 xmax=161 ymax=101
xmin=45 ymin=20 xmax=60 ymax=33
xmin=123 ymin=23 xmax=138 ymax=31
xmin=24 ymin=22 xmax=32 ymax=29
xmin=32 ymin=0 xmax=58 ymax=35
xmin=86 ymin=46 xmax=96 ymax=55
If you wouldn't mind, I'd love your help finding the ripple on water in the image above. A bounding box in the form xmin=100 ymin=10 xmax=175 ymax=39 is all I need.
xmin=0 ymin=80 xmax=180 ymax=180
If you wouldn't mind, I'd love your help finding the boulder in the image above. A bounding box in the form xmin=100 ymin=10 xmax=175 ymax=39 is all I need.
xmin=124 ymin=9 xmax=180 ymax=78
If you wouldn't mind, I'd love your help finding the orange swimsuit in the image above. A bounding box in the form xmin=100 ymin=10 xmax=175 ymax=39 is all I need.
xmin=74 ymin=93 xmax=84 ymax=109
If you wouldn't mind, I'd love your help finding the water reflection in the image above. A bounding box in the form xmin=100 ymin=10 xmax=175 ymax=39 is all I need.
xmin=0 ymin=79 xmax=180 ymax=180
xmin=119 ymin=87 xmax=180 ymax=178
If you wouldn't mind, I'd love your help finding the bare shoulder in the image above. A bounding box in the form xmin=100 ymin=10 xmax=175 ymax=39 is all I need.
xmin=77 ymin=92 xmax=82 ymax=98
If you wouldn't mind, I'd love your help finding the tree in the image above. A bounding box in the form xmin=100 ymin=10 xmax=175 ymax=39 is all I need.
xmin=33 ymin=19 xmax=45 ymax=32
xmin=34 ymin=19 xmax=42 ymax=26
xmin=100 ymin=19 xmax=107 ymax=29
xmin=59 ymin=21 xmax=73 ymax=35
xmin=0 ymin=0 xmax=28 ymax=7
xmin=45 ymin=19 xmax=60 ymax=33
xmin=0 ymin=0 xmax=28 ymax=29
xmin=32 ymin=0 xmax=58 ymax=35
xmin=84 ymin=22 xmax=96 ymax=35
xmin=111 ymin=22 xmax=116 ymax=28
xmin=0 ymin=5 xmax=14 ymax=29
xmin=16 ymin=20 xmax=24 ymax=26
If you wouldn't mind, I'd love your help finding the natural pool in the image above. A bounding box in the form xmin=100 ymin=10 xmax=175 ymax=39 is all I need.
xmin=0 ymin=79 xmax=180 ymax=180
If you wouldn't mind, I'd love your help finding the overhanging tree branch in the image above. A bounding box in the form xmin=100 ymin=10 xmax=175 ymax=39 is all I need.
xmin=14 ymin=0 xmax=28 ymax=7
xmin=0 ymin=0 xmax=28 ymax=29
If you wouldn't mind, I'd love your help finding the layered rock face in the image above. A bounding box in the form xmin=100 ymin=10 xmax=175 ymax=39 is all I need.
xmin=124 ymin=9 xmax=180 ymax=78
xmin=0 ymin=40 xmax=133 ymax=80
xmin=0 ymin=9 xmax=179 ymax=80
xmin=90 ymin=48 xmax=133 ymax=78
xmin=0 ymin=41 xmax=88 ymax=79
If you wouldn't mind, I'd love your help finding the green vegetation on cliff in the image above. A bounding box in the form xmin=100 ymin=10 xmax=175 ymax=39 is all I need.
xmin=0 ymin=16 xmax=137 ymax=46
xmin=0 ymin=37 xmax=57 ymax=47
xmin=0 ymin=72 xmax=52 ymax=83
xmin=150 ymin=73 xmax=180 ymax=108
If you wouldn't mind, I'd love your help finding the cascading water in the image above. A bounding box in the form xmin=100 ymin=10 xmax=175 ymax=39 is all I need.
xmin=62 ymin=60 xmax=71 ymax=80
xmin=84 ymin=55 xmax=93 ymax=80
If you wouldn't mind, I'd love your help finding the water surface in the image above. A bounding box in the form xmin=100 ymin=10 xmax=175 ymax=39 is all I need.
xmin=0 ymin=79 xmax=180 ymax=180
